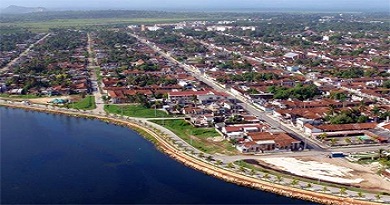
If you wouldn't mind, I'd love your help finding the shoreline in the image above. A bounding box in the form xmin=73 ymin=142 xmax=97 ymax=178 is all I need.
xmin=0 ymin=103 xmax=383 ymax=205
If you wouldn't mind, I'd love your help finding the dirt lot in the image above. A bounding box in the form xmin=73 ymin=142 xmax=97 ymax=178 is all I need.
xmin=259 ymin=156 xmax=390 ymax=193
xmin=29 ymin=96 xmax=79 ymax=104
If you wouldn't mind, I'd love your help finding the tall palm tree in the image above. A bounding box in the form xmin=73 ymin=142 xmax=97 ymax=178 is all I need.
xmin=322 ymin=186 xmax=329 ymax=193
xmin=276 ymin=175 xmax=283 ymax=183
xmin=357 ymin=191 xmax=365 ymax=198
xmin=291 ymin=178 xmax=299 ymax=187
xmin=375 ymin=193 xmax=382 ymax=201
xmin=330 ymin=138 xmax=338 ymax=146
xmin=339 ymin=187 xmax=347 ymax=196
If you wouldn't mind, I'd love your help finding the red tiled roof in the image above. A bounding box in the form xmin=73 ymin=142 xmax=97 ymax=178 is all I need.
xmin=317 ymin=122 xmax=377 ymax=132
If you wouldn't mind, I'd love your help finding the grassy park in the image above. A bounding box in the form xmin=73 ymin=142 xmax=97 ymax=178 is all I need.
xmin=0 ymin=94 xmax=42 ymax=99
xmin=69 ymin=95 xmax=96 ymax=110
xmin=104 ymin=104 xmax=169 ymax=118
xmin=151 ymin=119 xmax=237 ymax=155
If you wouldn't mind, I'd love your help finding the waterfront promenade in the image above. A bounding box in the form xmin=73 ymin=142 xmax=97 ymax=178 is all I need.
xmin=0 ymin=99 xmax=388 ymax=205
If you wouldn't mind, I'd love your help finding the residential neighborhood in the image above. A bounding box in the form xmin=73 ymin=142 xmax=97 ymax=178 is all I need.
xmin=1 ymin=10 xmax=390 ymax=204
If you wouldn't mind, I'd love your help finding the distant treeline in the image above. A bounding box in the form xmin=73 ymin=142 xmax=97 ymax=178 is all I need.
xmin=1 ymin=10 xmax=388 ymax=24
xmin=0 ymin=10 xmax=239 ymax=23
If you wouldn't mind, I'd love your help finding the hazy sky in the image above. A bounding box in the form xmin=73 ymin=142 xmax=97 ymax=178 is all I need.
xmin=1 ymin=0 xmax=389 ymax=11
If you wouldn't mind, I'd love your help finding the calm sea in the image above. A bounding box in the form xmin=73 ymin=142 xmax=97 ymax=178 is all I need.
xmin=1 ymin=107 xmax=314 ymax=204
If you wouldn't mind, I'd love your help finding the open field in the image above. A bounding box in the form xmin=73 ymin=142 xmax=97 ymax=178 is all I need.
xmin=0 ymin=94 xmax=42 ymax=99
xmin=104 ymin=104 xmax=169 ymax=118
xmin=0 ymin=18 xmax=203 ymax=32
xmin=151 ymin=119 xmax=238 ymax=155
xmin=258 ymin=156 xmax=390 ymax=193
xmin=68 ymin=95 xmax=96 ymax=110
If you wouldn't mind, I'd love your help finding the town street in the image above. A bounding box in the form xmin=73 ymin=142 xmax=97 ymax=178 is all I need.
xmin=87 ymin=33 xmax=105 ymax=114
xmin=0 ymin=33 xmax=51 ymax=74
xmin=129 ymin=31 xmax=327 ymax=151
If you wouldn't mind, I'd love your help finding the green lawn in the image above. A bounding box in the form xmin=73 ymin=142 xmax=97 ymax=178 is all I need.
xmin=0 ymin=94 xmax=42 ymax=99
xmin=104 ymin=104 xmax=169 ymax=118
xmin=151 ymin=119 xmax=237 ymax=155
xmin=69 ymin=96 xmax=96 ymax=110
xmin=0 ymin=18 xmax=205 ymax=32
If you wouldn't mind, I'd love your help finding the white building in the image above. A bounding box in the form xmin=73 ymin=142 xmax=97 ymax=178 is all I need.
xmin=147 ymin=25 xmax=162 ymax=31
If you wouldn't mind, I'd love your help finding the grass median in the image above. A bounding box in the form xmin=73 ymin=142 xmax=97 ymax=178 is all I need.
xmin=104 ymin=104 xmax=169 ymax=118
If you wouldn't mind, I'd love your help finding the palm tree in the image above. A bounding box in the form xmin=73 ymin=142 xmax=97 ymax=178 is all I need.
xmin=375 ymin=193 xmax=382 ymax=201
xmin=276 ymin=175 xmax=283 ymax=183
xmin=206 ymin=155 xmax=213 ymax=161
xmin=322 ymin=186 xmax=329 ymax=193
xmin=291 ymin=178 xmax=299 ymax=187
xmin=263 ymin=173 xmax=270 ymax=180
xmin=357 ymin=191 xmax=365 ymax=198
xmin=198 ymin=153 xmax=204 ymax=158
xmin=318 ymin=133 xmax=327 ymax=141
xmin=227 ymin=163 xmax=234 ymax=169
xmin=250 ymin=169 xmax=255 ymax=176
xmin=216 ymin=160 xmax=222 ymax=166
xmin=306 ymin=183 xmax=312 ymax=189
xmin=330 ymin=138 xmax=338 ymax=146
xmin=339 ymin=187 xmax=347 ymax=196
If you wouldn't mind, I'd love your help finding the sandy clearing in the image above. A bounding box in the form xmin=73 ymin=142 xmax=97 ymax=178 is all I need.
xmin=29 ymin=96 xmax=76 ymax=104
xmin=259 ymin=156 xmax=390 ymax=193
xmin=261 ymin=157 xmax=364 ymax=184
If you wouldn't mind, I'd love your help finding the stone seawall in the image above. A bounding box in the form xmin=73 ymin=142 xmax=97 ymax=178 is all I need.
xmin=0 ymin=103 xmax=382 ymax=205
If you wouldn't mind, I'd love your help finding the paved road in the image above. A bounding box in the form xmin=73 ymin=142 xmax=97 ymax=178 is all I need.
xmin=87 ymin=33 xmax=105 ymax=114
xmin=218 ymin=150 xmax=326 ymax=163
xmin=130 ymin=31 xmax=326 ymax=152
xmin=0 ymin=33 xmax=51 ymax=74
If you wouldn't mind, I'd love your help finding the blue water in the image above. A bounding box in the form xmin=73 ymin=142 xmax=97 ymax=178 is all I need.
xmin=1 ymin=107 xmax=314 ymax=204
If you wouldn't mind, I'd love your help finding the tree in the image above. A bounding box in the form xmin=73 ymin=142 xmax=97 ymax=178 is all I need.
xmin=330 ymin=138 xmax=338 ymax=146
xmin=328 ymin=104 xmax=337 ymax=116
xmin=263 ymin=173 xmax=270 ymax=180
xmin=206 ymin=155 xmax=213 ymax=161
xmin=357 ymin=191 xmax=365 ymax=198
xmin=250 ymin=169 xmax=256 ymax=175
xmin=216 ymin=160 xmax=223 ymax=165
xmin=322 ymin=186 xmax=329 ymax=193
xmin=339 ymin=187 xmax=347 ymax=196
xmin=276 ymin=175 xmax=283 ymax=183
xmin=318 ymin=133 xmax=327 ymax=141
xmin=291 ymin=178 xmax=299 ymax=187
xmin=375 ymin=193 xmax=382 ymax=201
xmin=371 ymin=106 xmax=380 ymax=115
xmin=306 ymin=183 xmax=312 ymax=189
xmin=383 ymin=80 xmax=390 ymax=89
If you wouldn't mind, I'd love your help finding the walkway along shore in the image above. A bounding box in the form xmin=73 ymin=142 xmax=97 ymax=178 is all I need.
xmin=0 ymin=103 xmax=383 ymax=205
